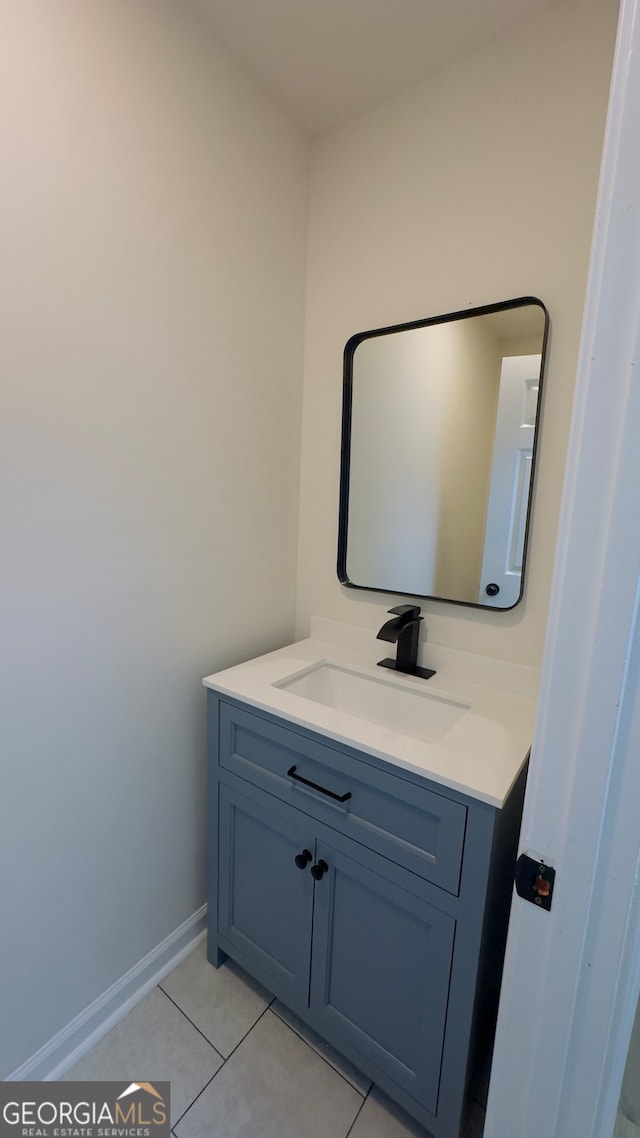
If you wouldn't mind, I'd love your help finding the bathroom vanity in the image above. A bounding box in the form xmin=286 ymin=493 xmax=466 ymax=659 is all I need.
xmin=203 ymin=623 xmax=537 ymax=1138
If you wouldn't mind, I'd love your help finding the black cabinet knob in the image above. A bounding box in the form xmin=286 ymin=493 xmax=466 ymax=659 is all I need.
xmin=311 ymin=859 xmax=329 ymax=881
xmin=294 ymin=849 xmax=312 ymax=870
xmin=485 ymin=583 xmax=500 ymax=597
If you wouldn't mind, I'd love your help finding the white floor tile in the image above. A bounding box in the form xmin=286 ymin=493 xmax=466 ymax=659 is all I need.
xmin=160 ymin=939 xmax=271 ymax=1058
xmin=62 ymin=988 xmax=222 ymax=1126
xmin=174 ymin=1008 xmax=364 ymax=1138
xmin=272 ymin=998 xmax=373 ymax=1095
xmin=348 ymin=1085 xmax=485 ymax=1138
xmin=348 ymin=1086 xmax=433 ymax=1138
xmin=60 ymin=945 xmax=485 ymax=1138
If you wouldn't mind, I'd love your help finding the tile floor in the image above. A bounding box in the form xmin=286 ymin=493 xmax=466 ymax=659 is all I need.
xmin=63 ymin=939 xmax=485 ymax=1138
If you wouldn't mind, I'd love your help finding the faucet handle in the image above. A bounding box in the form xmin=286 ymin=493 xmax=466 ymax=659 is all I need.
xmin=387 ymin=604 xmax=421 ymax=623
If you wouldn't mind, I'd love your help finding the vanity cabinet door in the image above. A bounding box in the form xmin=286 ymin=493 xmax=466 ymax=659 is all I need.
xmin=309 ymin=839 xmax=455 ymax=1115
xmin=218 ymin=784 xmax=315 ymax=1009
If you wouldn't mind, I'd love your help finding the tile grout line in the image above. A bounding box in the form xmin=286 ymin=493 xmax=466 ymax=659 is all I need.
xmin=163 ymin=977 xmax=368 ymax=1133
xmin=344 ymin=1086 xmax=371 ymax=1138
xmin=169 ymin=995 xmax=277 ymax=1131
xmin=160 ymin=963 xmax=370 ymax=1106
xmin=157 ymin=984 xmax=227 ymax=1060
xmin=270 ymin=1002 xmax=371 ymax=1099
xmin=158 ymin=971 xmax=455 ymax=1136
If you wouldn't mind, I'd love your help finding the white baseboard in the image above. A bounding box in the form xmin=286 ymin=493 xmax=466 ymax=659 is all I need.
xmin=7 ymin=904 xmax=207 ymax=1082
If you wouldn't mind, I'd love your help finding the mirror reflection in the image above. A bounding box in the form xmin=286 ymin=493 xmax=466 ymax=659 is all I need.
xmin=337 ymin=297 xmax=549 ymax=610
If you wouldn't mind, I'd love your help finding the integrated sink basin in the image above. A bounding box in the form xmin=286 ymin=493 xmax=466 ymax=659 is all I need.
xmin=274 ymin=661 xmax=470 ymax=742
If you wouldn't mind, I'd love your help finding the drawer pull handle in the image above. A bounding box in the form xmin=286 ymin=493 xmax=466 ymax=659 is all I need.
xmin=294 ymin=849 xmax=313 ymax=870
xmin=287 ymin=765 xmax=352 ymax=803
xmin=311 ymin=859 xmax=329 ymax=881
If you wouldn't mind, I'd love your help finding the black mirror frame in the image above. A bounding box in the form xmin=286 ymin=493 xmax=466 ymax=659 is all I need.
xmin=337 ymin=295 xmax=550 ymax=611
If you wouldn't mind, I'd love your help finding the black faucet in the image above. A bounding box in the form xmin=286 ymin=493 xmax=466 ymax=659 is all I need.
xmin=377 ymin=605 xmax=436 ymax=680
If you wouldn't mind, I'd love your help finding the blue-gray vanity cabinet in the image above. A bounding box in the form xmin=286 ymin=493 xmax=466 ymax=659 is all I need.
xmin=207 ymin=691 xmax=526 ymax=1138
xmin=217 ymin=782 xmax=315 ymax=1010
xmin=217 ymin=699 xmax=467 ymax=894
xmin=309 ymin=833 xmax=456 ymax=1114
xmin=217 ymin=778 xmax=455 ymax=1116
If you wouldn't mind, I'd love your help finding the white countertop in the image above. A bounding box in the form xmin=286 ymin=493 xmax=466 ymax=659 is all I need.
xmin=203 ymin=629 xmax=537 ymax=808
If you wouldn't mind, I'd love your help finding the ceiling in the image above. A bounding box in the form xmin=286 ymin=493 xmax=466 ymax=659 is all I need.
xmin=187 ymin=0 xmax=561 ymax=136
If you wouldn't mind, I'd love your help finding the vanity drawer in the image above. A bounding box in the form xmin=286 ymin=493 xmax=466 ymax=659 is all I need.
xmin=217 ymin=701 xmax=467 ymax=895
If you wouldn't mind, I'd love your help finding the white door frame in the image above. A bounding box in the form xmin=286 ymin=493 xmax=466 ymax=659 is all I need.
xmin=486 ymin=1 xmax=640 ymax=1135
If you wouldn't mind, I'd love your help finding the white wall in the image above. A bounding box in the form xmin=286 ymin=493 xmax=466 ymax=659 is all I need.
xmin=296 ymin=0 xmax=618 ymax=666
xmin=0 ymin=0 xmax=308 ymax=1077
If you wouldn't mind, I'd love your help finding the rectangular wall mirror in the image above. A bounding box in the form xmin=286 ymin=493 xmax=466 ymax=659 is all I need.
xmin=337 ymin=296 xmax=549 ymax=610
